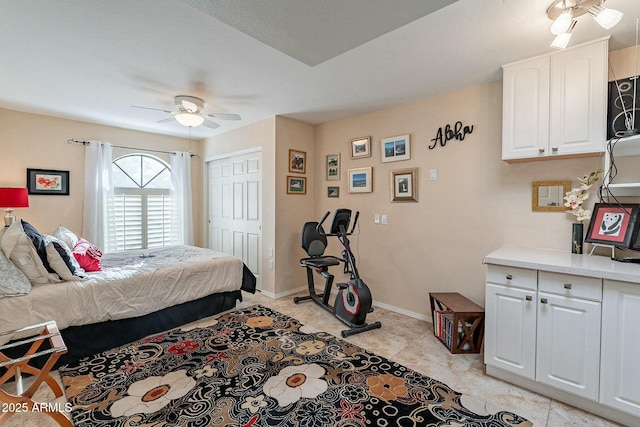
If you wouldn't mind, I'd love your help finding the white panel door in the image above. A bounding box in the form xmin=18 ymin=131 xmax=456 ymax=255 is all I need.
xmin=208 ymin=150 xmax=262 ymax=289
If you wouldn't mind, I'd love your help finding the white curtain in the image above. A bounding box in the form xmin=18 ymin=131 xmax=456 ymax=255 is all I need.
xmin=82 ymin=141 xmax=114 ymax=251
xmin=171 ymin=151 xmax=194 ymax=246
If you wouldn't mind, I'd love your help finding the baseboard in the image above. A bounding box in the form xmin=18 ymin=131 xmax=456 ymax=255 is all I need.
xmin=259 ymin=286 xmax=428 ymax=322
xmin=486 ymin=365 xmax=640 ymax=426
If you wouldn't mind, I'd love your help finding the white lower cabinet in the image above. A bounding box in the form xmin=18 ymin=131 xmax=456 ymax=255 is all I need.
xmin=486 ymin=266 xmax=601 ymax=400
xmin=600 ymin=280 xmax=640 ymax=417
xmin=485 ymin=247 xmax=640 ymax=425
xmin=536 ymin=291 xmax=601 ymax=400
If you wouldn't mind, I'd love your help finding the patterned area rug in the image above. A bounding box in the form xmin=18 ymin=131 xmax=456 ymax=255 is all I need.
xmin=59 ymin=305 xmax=531 ymax=426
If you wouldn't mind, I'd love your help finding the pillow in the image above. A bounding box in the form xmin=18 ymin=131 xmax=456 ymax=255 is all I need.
xmin=0 ymin=228 xmax=31 ymax=297
xmin=45 ymin=236 xmax=88 ymax=281
xmin=21 ymin=220 xmax=54 ymax=273
xmin=73 ymin=238 xmax=103 ymax=272
xmin=1 ymin=221 xmax=60 ymax=284
xmin=52 ymin=225 xmax=79 ymax=252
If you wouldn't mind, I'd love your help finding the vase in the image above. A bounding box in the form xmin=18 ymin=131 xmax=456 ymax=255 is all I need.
xmin=572 ymin=223 xmax=584 ymax=254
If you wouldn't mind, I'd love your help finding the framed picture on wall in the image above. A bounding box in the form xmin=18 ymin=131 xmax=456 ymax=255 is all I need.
xmin=350 ymin=136 xmax=371 ymax=159
xmin=27 ymin=168 xmax=70 ymax=195
xmin=327 ymin=186 xmax=339 ymax=198
xmin=326 ymin=154 xmax=340 ymax=181
xmin=381 ymin=134 xmax=411 ymax=163
xmin=585 ymin=203 xmax=640 ymax=248
xmin=390 ymin=168 xmax=418 ymax=202
xmin=287 ymin=176 xmax=306 ymax=194
xmin=348 ymin=167 xmax=372 ymax=193
xmin=289 ymin=149 xmax=306 ymax=174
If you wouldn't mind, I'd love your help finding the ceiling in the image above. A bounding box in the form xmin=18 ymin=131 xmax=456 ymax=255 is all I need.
xmin=1 ymin=0 xmax=639 ymax=139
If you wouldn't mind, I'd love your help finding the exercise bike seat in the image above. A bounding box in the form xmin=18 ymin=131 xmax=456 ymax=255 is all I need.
xmin=299 ymin=221 xmax=342 ymax=269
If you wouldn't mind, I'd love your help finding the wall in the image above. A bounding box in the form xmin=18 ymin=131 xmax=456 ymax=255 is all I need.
xmin=0 ymin=108 xmax=202 ymax=244
xmin=200 ymin=116 xmax=315 ymax=297
xmin=201 ymin=117 xmax=277 ymax=295
xmin=313 ymin=82 xmax=603 ymax=317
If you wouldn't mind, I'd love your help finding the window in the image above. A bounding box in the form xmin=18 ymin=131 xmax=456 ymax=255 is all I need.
xmin=111 ymin=154 xmax=173 ymax=251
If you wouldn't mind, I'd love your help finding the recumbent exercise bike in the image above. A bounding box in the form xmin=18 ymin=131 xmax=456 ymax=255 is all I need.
xmin=294 ymin=209 xmax=381 ymax=337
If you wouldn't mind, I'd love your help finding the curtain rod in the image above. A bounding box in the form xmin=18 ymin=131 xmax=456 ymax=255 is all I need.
xmin=67 ymin=139 xmax=197 ymax=157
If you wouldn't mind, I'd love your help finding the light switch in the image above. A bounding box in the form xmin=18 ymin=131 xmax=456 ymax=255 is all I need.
xmin=381 ymin=214 xmax=388 ymax=225
xmin=429 ymin=169 xmax=437 ymax=181
xmin=374 ymin=214 xmax=380 ymax=224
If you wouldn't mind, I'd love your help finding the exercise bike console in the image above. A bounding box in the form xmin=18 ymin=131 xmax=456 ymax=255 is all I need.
xmin=294 ymin=209 xmax=381 ymax=337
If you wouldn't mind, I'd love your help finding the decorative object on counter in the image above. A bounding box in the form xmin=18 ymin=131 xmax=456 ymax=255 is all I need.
xmin=564 ymin=169 xmax=603 ymax=253
xmin=0 ymin=187 xmax=29 ymax=227
xmin=585 ymin=203 xmax=640 ymax=250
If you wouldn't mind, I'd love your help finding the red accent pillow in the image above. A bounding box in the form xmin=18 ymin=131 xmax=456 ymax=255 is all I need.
xmin=73 ymin=238 xmax=103 ymax=272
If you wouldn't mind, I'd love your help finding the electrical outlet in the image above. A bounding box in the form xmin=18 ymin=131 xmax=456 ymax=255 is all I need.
xmin=381 ymin=214 xmax=388 ymax=225
xmin=268 ymin=260 xmax=274 ymax=270
xmin=374 ymin=214 xmax=380 ymax=224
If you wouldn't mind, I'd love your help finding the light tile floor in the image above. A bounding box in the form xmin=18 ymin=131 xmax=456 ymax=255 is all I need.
xmin=1 ymin=290 xmax=624 ymax=426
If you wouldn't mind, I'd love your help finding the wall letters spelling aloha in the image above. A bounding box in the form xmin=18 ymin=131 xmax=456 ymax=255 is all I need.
xmin=429 ymin=121 xmax=474 ymax=150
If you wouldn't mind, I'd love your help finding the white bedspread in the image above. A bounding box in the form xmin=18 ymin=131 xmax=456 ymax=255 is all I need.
xmin=0 ymin=245 xmax=243 ymax=343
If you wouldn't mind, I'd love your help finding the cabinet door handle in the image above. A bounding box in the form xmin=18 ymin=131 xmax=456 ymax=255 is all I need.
xmin=540 ymin=298 xmax=548 ymax=304
xmin=506 ymin=274 xmax=513 ymax=280
xmin=552 ymin=146 xmax=559 ymax=152
xmin=538 ymin=148 xmax=545 ymax=153
xmin=564 ymin=283 xmax=572 ymax=289
xmin=525 ymin=295 xmax=532 ymax=301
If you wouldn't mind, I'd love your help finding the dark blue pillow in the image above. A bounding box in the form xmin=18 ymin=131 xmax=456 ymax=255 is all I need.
xmin=21 ymin=219 xmax=54 ymax=273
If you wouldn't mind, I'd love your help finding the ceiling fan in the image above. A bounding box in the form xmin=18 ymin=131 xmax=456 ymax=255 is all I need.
xmin=132 ymin=95 xmax=241 ymax=129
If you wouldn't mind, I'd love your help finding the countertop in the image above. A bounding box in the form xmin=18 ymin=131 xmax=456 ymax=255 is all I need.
xmin=484 ymin=246 xmax=640 ymax=283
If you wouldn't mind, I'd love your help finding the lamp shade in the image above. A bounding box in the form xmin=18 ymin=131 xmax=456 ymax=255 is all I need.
xmin=591 ymin=6 xmax=624 ymax=30
xmin=0 ymin=187 xmax=29 ymax=208
xmin=175 ymin=112 xmax=205 ymax=127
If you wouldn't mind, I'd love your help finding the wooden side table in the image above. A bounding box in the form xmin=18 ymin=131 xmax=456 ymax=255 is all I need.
xmin=429 ymin=292 xmax=485 ymax=354
xmin=0 ymin=321 xmax=71 ymax=426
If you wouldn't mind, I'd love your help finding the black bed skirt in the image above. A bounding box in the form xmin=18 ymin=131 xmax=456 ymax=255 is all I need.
xmin=3 ymin=264 xmax=257 ymax=369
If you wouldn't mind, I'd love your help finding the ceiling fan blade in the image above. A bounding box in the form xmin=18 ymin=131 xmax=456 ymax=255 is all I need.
xmin=132 ymin=105 xmax=174 ymax=114
xmin=157 ymin=117 xmax=176 ymax=123
xmin=202 ymin=118 xmax=220 ymax=129
xmin=205 ymin=113 xmax=241 ymax=121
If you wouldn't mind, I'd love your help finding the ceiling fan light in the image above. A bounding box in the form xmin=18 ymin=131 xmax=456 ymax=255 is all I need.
xmin=551 ymin=10 xmax=573 ymax=35
xmin=175 ymin=112 xmax=205 ymax=127
xmin=590 ymin=5 xmax=623 ymax=30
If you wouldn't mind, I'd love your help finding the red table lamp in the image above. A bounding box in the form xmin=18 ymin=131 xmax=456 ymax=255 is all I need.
xmin=0 ymin=188 xmax=29 ymax=227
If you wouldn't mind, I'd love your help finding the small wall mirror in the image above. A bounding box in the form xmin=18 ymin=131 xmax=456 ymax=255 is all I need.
xmin=532 ymin=180 xmax=571 ymax=212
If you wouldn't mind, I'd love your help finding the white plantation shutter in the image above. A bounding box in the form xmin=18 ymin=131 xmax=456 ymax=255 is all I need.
xmin=110 ymin=154 xmax=175 ymax=251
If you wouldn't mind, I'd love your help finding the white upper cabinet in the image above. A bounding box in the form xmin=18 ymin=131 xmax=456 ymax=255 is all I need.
xmin=502 ymin=38 xmax=608 ymax=161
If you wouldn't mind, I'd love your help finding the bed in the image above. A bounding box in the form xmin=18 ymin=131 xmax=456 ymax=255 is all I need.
xmin=0 ymin=245 xmax=256 ymax=366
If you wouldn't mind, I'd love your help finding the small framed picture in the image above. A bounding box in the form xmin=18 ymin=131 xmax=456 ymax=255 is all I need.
xmin=289 ymin=149 xmax=306 ymax=174
xmin=351 ymin=136 xmax=372 ymax=159
xmin=27 ymin=168 xmax=70 ymax=195
xmin=287 ymin=176 xmax=306 ymax=194
xmin=390 ymin=168 xmax=418 ymax=202
xmin=348 ymin=167 xmax=372 ymax=193
xmin=326 ymin=154 xmax=340 ymax=181
xmin=327 ymin=186 xmax=340 ymax=198
xmin=585 ymin=203 xmax=640 ymax=248
xmin=381 ymin=134 xmax=410 ymax=163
